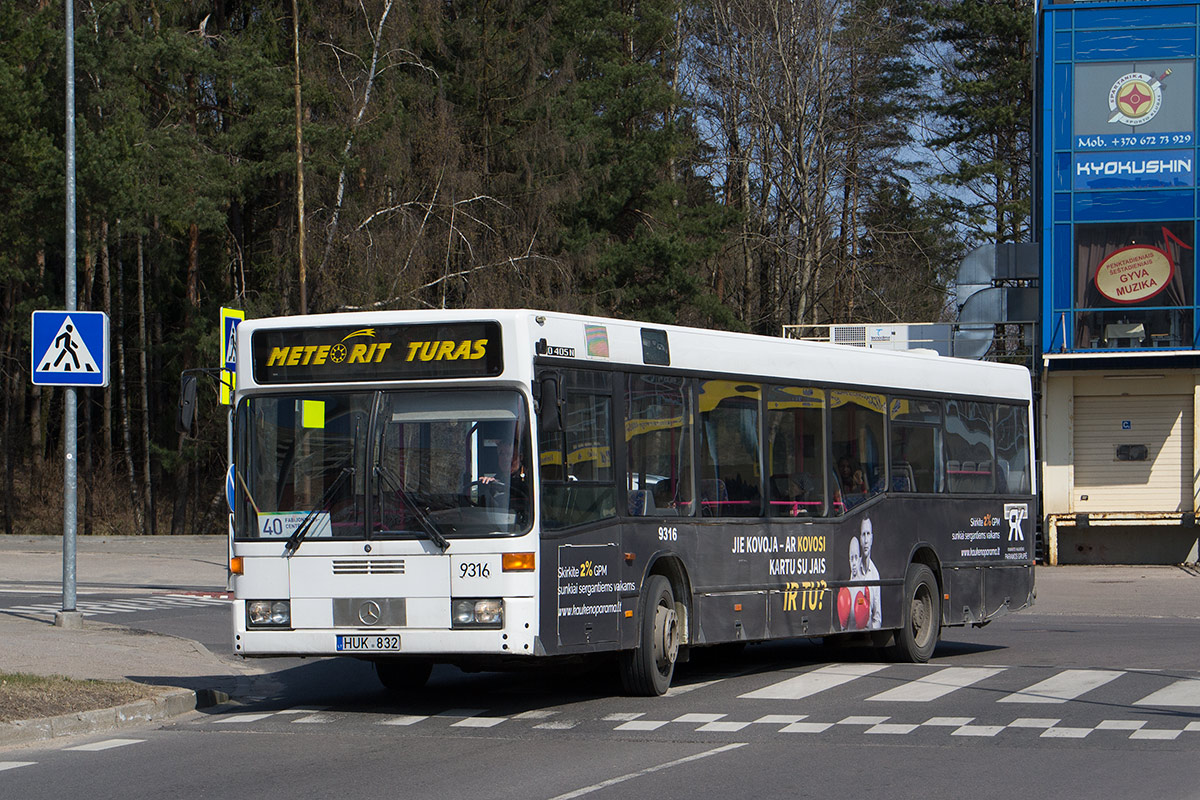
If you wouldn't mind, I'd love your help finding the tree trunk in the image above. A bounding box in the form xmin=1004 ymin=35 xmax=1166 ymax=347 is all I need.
xmin=31 ymin=249 xmax=46 ymax=476
xmin=292 ymin=0 xmax=307 ymax=313
xmin=116 ymin=226 xmax=145 ymax=535
xmin=100 ymin=219 xmax=112 ymax=469
xmin=2 ymin=280 xmax=14 ymax=535
xmin=137 ymin=234 xmax=155 ymax=535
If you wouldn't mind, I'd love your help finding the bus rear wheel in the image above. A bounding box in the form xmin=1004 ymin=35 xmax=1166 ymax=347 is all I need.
xmin=888 ymin=563 xmax=940 ymax=663
xmin=374 ymin=658 xmax=433 ymax=692
xmin=619 ymin=575 xmax=680 ymax=696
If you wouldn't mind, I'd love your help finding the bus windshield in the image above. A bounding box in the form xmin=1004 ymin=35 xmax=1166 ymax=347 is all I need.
xmin=234 ymin=389 xmax=532 ymax=541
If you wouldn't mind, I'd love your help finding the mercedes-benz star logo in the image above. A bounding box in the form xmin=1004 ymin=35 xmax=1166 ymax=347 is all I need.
xmin=358 ymin=600 xmax=382 ymax=626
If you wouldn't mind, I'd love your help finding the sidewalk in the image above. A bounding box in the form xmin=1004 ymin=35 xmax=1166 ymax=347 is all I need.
xmin=0 ymin=535 xmax=268 ymax=748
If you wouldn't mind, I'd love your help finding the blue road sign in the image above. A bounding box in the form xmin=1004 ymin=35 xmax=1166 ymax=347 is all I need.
xmin=31 ymin=310 xmax=109 ymax=387
xmin=221 ymin=307 xmax=244 ymax=373
xmin=226 ymin=464 xmax=237 ymax=513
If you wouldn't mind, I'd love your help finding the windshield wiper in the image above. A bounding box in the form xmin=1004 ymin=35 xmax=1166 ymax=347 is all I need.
xmin=283 ymin=466 xmax=354 ymax=557
xmin=375 ymin=464 xmax=450 ymax=552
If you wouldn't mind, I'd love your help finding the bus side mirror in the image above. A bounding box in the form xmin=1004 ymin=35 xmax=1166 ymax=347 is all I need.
xmin=538 ymin=375 xmax=563 ymax=436
xmin=177 ymin=374 xmax=199 ymax=437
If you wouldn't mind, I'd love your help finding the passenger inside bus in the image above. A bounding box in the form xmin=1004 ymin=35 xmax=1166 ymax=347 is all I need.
xmin=769 ymin=472 xmax=819 ymax=517
xmin=838 ymin=456 xmax=868 ymax=497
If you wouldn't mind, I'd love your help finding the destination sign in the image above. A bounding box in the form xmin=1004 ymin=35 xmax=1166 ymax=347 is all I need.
xmin=251 ymin=321 xmax=503 ymax=384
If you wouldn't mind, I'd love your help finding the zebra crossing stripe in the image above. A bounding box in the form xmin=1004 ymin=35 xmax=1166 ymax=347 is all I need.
xmin=615 ymin=719 xmax=670 ymax=731
xmin=867 ymin=723 xmax=919 ymax=735
xmin=952 ymin=724 xmax=1005 ymax=737
xmin=214 ymin=713 xmax=275 ymax=724
xmin=1133 ymin=679 xmax=1200 ymax=707
xmin=452 ymin=717 xmax=506 ymax=728
xmin=1041 ymin=727 xmax=1092 ymax=739
xmin=0 ymin=762 xmax=36 ymax=772
xmin=867 ymin=667 xmax=1004 ymax=702
xmin=4 ymin=594 xmax=229 ymax=619
xmin=1130 ymin=729 xmax=1183 ymax=740
xmin=80 ymin=602 xmax=152 ymax=613
xmin=998 ymin=669 xmax=1121 ymax=704
xmin=1008 ymin=718 xmax=1061 ymax=729
xmin=698 ymin=720 xmax=753 ymax=732
xmin=739 ymin=663 xmax=888 ymax=700
xmin=164 ymin=594 xmax=230 ymax=604
xmin=380 ymin=715 xmax=428 ymax=726
xmin=64 ymin=738 xmax=144 ymax=751
xmin=1095 ymin=720 xmax=1145 ymax=730
xmin=780 ymin=721 xmax=833 ymax=733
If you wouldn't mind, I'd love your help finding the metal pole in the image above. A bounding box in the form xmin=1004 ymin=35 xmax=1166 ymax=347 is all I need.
xmin=58 ymin=0 xmax=80 ymax=627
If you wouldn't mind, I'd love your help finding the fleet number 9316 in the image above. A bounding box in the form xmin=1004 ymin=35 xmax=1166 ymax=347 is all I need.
xmin=658 ymin=526 xmax=678 ymax=541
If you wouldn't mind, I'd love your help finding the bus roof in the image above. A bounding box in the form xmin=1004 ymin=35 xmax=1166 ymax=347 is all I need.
xmin=234 ymin=308 xmax=1032 ymax=403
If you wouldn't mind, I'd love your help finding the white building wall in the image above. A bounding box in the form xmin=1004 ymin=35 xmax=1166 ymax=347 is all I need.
xmin=1041 ymin=368 xmax=1200 ymax=564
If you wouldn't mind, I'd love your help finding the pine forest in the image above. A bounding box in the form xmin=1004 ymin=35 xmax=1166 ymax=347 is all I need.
xmin=0 ymin=0 xmax=1032 ymax=535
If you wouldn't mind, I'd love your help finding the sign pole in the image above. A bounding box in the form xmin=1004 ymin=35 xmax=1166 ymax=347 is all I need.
xmin=57 ymin=0 xmax=80 ymax=629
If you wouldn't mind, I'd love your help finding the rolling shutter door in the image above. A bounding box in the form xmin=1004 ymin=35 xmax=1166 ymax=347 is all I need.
xmin=1073 ymin=394 xmax=1192 ymax=513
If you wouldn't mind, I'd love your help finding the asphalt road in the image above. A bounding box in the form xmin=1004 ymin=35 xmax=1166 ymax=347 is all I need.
xmin=2 ymin=587 xmax=1199 ymax=798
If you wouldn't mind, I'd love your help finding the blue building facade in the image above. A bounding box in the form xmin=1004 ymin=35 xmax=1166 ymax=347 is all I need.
xmin=1038 ymin=0 xmax=1200 ymax=564
xmin=1041 ymin=1 xmax=1198 ymax=353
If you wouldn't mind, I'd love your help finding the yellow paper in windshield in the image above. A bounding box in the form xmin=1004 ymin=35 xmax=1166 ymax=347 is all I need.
xmin=301 ymin=400 xmax=326 ymax=428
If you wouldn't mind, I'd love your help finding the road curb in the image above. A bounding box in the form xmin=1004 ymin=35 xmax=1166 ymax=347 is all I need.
xmin=0 ymin=685 xmax=229 ymax=749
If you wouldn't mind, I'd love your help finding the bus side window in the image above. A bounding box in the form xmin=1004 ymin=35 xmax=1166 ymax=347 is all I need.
xmin=888 ymin=397 xmax=941 ymax=493
xmin=945 ymin=400 xmax=995 ymax=494
xmin=539 ymin=369 xmax=618 ymax=529
xmin=830 ymin=390 xmax=885 ymax=513
xmin=625 ymin=373 xmax=695 ymax=517
xmin=765 ymin=385 xmax=826 ymax=517
xmin=699 ymin=380 xmax=763 ymax=517
xmin=995 ymin=404 xmax=1031 ymax=493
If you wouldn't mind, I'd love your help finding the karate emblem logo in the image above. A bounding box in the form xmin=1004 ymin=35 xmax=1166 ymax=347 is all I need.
xmin=1108 ymin=69 xmax=1171 ymax=126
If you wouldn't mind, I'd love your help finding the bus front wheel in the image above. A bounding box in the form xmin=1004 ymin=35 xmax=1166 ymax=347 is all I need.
xmin=889 ymin=563 xmax=940 ymax=663
xmin=619 ymin=575 xmax=679 ymax=696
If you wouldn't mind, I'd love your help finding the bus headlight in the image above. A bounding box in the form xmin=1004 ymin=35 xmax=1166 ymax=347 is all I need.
xmin=247 ymin=600 xmax=291 ymax=628
xmin=451 ymin=598 xmax=503 ymax=629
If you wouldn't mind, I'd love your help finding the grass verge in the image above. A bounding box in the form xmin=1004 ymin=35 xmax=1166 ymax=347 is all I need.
xmin=0 ymin=672 xmax=164 ymax=723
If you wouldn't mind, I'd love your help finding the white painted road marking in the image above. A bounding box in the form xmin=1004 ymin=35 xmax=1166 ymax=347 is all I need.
xmin=999 ymin=669 xmax=1122 ymax=704
xmin=1134 ymin=679 xmax=1200 ymax=707
xmin=739 ymin=663 xmax=888 ymax=700
xmin=546 ymin=743 xmax=747 ymax=800
xmin=64 ymin=738 xmax=144 ymax=751
xmin=867 ymin=667 xmax=1004 ymax=702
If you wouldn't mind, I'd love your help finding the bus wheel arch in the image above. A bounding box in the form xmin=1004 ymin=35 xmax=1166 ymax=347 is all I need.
xmin=888 ymin=556 xmax=941 ymax=663
xmin=620 ymin=556 xmax=691 ymax=696
xmin=908 ymin=545 xmax=943 ymax=604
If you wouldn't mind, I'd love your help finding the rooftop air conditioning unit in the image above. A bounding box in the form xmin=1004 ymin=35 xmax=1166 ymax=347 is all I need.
xmin=831 ymin=324 xmax=909 ymax=349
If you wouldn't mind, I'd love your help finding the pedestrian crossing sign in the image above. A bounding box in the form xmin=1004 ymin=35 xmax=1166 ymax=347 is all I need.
xmin=220 ymin=307 xmax=244 ymax=405
xmin=31 ymin=310 xmax=109 ymax=387
xmin=221 ymin=307 xmax=244 ymax=373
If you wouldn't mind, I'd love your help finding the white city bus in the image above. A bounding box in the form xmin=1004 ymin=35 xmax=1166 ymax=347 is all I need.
xmin=220 ymin=309 xmax=1035 ymax=695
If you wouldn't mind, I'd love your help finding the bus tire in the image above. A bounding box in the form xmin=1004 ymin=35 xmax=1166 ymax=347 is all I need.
xmin=888 ymin=563 xmax=940 ymax=663
xmin=619 ymin=575 xmax=680 ymax=696
xmin=374 ymin=658 xmax=433 ymax=692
